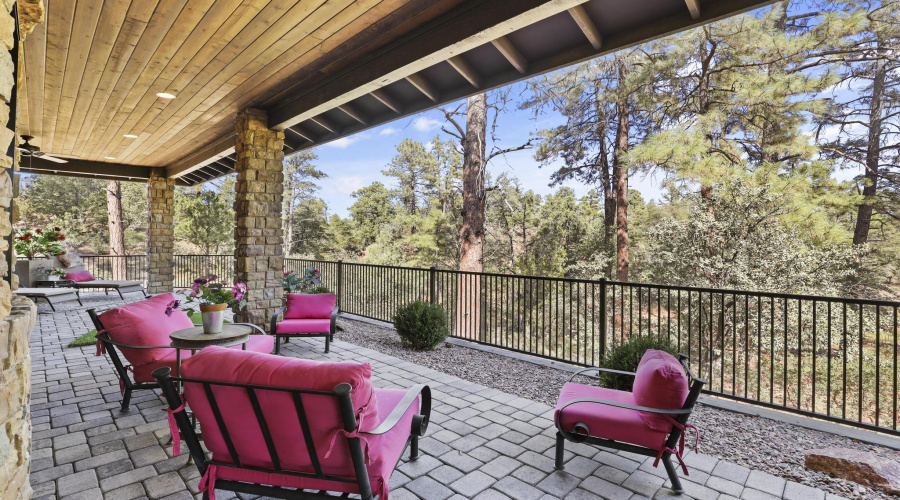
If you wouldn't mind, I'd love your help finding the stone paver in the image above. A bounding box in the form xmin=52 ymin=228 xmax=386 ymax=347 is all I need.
xmin=28 ymin=294 xmax=842 ymax=499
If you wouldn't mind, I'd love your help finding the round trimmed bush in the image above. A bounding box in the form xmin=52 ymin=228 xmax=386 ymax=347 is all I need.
xmin=598 ymin=336 xmax=678 ymax=391
xmin=393 ymin=301 xmax=449 ymax=351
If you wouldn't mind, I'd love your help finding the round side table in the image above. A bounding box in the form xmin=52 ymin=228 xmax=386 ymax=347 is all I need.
xmin=169 ymin=324 xmax=255 ymax=378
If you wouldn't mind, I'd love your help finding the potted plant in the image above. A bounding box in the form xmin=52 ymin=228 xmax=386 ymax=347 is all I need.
xmin=15 ymin=227 xmax=66 ymax=260
xmin=180 ymin=275 xmax=248 ymax=334
xmin=35 ymin=266 xmax=66 ymax=281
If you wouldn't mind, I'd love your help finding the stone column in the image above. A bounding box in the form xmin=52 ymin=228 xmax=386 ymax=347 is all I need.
xmin=147 ymin=171 xmax=175 ymax=294
xmin=233 ymin=108 xmax=284 ymax=326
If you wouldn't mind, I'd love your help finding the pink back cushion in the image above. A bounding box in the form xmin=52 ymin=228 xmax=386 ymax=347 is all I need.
xmin=64 ymin=270 xmax=96 ymax=282
xmin=632 ymin=349 xmax=688 ymax=432
xmin=285 ymin=293 xmax=336 ymax=319
xmin=98 ymin=293 xmax=192 ymax=366
xmin=181 ymin=346 xmax=379 ymax=475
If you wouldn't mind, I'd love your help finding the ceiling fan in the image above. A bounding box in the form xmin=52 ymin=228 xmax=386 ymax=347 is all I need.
xmin=17 ymin=135 xmax=68 ymax=163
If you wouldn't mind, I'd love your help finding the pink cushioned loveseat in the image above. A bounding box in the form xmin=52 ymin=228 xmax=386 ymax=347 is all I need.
xmin=154 ymin=346 xmax=431 ymax=500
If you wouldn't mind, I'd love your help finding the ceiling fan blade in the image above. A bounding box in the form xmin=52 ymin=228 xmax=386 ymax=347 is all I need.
xmin=40 ymin=154 xmax=68 ymax=164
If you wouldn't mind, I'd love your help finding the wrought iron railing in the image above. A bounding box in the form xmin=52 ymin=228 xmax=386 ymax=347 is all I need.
xmin=80 ymin=254 xmax=900 ymax=435
xmin=288 ymin=258 xmax=900 ymax=436
xmin=81 ymin=254 xmax=235 ymax=289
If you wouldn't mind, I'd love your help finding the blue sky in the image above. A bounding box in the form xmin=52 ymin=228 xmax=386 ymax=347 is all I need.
xmin=310 ymin=81 xmax=666 ymax=218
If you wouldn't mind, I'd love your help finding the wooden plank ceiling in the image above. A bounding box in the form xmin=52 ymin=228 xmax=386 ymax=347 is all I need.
xmin=20 ymin=0 xmax=774 ymax=185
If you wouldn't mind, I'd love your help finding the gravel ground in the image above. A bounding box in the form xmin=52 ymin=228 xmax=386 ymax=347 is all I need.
xmin=336 ymin=317 xmax=900 ymax=499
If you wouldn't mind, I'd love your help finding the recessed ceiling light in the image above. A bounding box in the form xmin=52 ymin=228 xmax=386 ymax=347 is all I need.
xmin=105 ymin=156 xmax=116 ymax=160
xmin=123 ymin=134 xmax=138 ymax=139
xmin=156 ymin=92 xmax=176 ymax=99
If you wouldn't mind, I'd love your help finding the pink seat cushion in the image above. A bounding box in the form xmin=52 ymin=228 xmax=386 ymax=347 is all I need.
xmin=64 ymin=270 xmax=96 ymax=282
xmin=181 ymin=347 xmax=380 ymax=483
xmin=213 ymin=388 xmax=417 ymax=499
xmin=632 ymin=350 xmax=688 ymax=432
xmin=131 ymin=336 xmax=275 ymax=382
xmin=284 ymin=293 xmax=336 ymax=319
xmin=98 ymin=293 xmax=193 ymax=366
xmin=275 ymin=318 xmax=331 ymax=334
xmin=555 ymin=382 xmax=668 ymax=451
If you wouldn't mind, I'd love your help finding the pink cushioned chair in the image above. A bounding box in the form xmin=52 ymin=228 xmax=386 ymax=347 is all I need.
xmin=88 ymin=293 xmax=275 ymax=411
xmin=270 ymin=293 xmax=339 ymax=354
xmin=554 ymin=350 xmax=705 ymax=494
xmin=154 ymin=347 xmax=431 ymax=500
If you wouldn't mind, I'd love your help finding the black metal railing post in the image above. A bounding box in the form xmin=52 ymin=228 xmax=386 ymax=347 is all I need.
xmin=429 ymin=266 xmax=436 ymax=304
xmin=336 ymin=260 xmax=343 ymax=311
xmin=599 ymin=277 xmax=607 ymax=357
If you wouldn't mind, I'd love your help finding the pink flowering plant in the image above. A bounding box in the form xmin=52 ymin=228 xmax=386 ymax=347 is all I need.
xmin=179 ymin=275 xmax=248 ymax=311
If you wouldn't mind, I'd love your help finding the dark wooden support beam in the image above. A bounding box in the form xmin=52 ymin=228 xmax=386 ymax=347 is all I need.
xmin=337 ymin=103 xmax=367 ymax=125
xmin=20 ymin=156 xmax=160 ymax=181
xmin=447 ymin=56 xmax=482 ymax=88
xmin=568 ymin=5 xmax=602 ymax=50
xmin=491 ymin=36 xmax=528 ymax=74
xmin=166 ymin=132 xmax=236 ymax=179
xmin=371 ymin=89 xmax=402 ymax=113
xmin=288 ymin=124 xmax=317 ymax=143
xmin=406 ymin=73 xmax=439 ymax=102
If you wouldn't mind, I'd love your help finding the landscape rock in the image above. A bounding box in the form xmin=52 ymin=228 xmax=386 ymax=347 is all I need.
xmin=804 ymin=447 xmax=900 ymax=495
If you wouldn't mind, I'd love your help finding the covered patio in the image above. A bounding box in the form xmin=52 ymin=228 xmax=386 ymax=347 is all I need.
xmin=30 ymin=295 xmax=841 ymax=500
xmin=2 ymin=0 xmax=899 ymax=499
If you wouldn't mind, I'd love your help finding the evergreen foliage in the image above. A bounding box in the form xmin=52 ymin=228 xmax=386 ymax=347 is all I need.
xmin=393 ymin=301 xmax=449 ymax=351
xmin=597 ymin=336 xmax=678 ymax=391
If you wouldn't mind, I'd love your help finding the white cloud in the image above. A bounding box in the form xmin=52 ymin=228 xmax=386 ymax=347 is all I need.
xmin=324 ymin=175 xmax=369 ymax=195
xmin=379 ymin=127 xmax=400 ymax=136
xmin=325 ymin=136 xmax=360 ymax=149
xmin=412 ymin=116 xmax=442 ymax=132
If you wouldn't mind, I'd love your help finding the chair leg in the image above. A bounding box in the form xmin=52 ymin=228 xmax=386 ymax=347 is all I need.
xmin=275 ymin=335 xmax=281 ymax=355
xmin=409 ymin=435 xmax=419 ymax=461
xmin=117 ymin=289 xmax=125 ymax=300
xmin=120 ymin=388 xmax=132 ymax=412
xmin=325 ymin=335 xmax=330 ymax=353
xmin=284 ymin=337 xmax=290 ymax=343
xmin=662 ymin=454 xmax=684 ymax=494
xmin=555 ymin=432 xmax=566 ymax=470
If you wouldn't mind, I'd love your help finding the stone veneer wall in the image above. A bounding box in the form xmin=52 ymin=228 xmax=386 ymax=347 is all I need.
xmin=233 ymin=109 xmax=284 ymax=326
xmin=147 ymin=172 xmax=175 ymax=294
xmin=1 ymin=2 xmax=45 ymax=498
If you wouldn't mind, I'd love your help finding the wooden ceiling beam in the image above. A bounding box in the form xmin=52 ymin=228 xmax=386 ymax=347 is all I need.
xmin=447 ymin=56 xmax=482 ymax=88
xmin=337 ymin=103 xmax=368 ymax=125
xmin=568 ymin=5 xmax=602 ymax=50
xmin=19 ymin=156 xmax=162 ymax=181
xmin=491 ymin=36 xmax=528 ymax=74
xmin=685 ymin=0 xmax=701 ymax=19
xmin=309 ymin=115 xmax=338 ymax=134
xmin=166 ymin=132 xmax=236 ymax=179
xmin=406 ymin=73 xmax=439 ymax=102
xmin=371 ymin=88 xmax=402 ymax=114
xmin=288 ymin=124 xmax=318 ymax=143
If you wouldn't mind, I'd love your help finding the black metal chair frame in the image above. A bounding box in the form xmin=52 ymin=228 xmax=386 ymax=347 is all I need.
xmin=153 ymin=366 xmax=431 ymax=500
xmin=555 ymin=353 xmax=706 ymax=495
xmin=270 ymin=305 xmax=339 ymax=355
xmin=88 ymin=307 xmax=266 ymax=412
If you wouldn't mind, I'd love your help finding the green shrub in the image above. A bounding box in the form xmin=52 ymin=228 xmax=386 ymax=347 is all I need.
xmin=393 ymin=301 xmax=449 ymax=351
xmin=598 ymin=336 xmax=678 ymax=391
xmin=307 ymin=285 xmax=332 ymax=294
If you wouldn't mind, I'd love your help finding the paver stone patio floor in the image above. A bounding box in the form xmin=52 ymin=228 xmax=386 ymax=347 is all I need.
xmin=28 ymin=296 xmax=844 ymax=500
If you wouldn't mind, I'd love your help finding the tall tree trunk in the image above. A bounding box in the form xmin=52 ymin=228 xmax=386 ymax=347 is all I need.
xmin=284 ymin=186 xmax=295 ymax=257
xmin=853 ymin=47 xmax=886 ymax=245
xmin=613 ymin=64 xmax=630 ymax=282
xmin=457 ymin=93 xmax=487 ymax=339
xmin=106 ymin=180 xmax=126 ymax=280
xmin=595 ymin=84 xmax=616 ymax=279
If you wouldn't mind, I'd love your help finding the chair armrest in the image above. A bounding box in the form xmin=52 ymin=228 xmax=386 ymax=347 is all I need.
xmin=568 ymin=367 xmax=636 ymax=382
xmin=231 ymin=323 xmax=266 ymax=336
xmin=557 ymin=397 xmax=693 ymax=420
xmin=330 ymin=305 xmax=340 ymax=333
xmin=96 ymin=332 xmax=172 ymax=350
xmin=270 ymin=306 xmax=286 ymax=335
xmin=361 ymin=384 xmax=432 ymax=436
